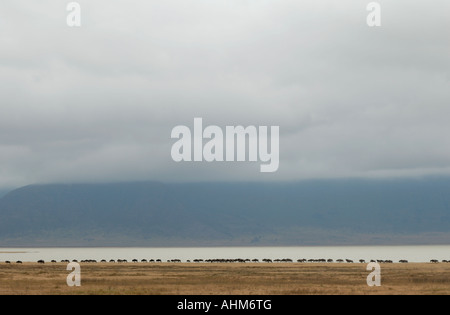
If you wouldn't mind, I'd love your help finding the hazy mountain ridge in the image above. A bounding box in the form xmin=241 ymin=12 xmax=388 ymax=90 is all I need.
xmin=0 ymin=190 xmax=10 ymax=199
xmin=1 ymin=179 xmax=450 ymax=246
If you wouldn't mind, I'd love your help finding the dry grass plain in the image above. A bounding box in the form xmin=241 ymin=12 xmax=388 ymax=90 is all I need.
xmin=0 ymin=262 xmax=449 ymax=295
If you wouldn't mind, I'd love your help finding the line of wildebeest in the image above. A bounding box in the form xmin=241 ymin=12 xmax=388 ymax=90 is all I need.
xmin=1 ymin=258 xmax=449 ymax=264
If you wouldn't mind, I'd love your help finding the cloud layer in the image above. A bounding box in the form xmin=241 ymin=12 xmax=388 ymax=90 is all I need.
xmin=0 ymin=0 xmax=449 ymax=188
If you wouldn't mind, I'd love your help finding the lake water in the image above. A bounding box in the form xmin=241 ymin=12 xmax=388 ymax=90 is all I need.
xmin=1 ymin=246 xmax=450 ymax=263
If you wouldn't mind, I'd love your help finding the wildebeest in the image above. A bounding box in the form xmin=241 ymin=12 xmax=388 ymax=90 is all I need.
xmin=399 ymin=260 xmax=409 ymax=263
xmin=81 ymin=260 xmax=94 ymax=263
xmin=38 ymin=260 xmax=45 ymax=264
xmin=431 ymin=259 xmax=439 ymax=263
xmin=377 ymin=260 xmax=393 ymax=264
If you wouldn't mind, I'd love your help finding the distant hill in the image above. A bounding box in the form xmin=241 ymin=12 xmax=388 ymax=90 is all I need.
xmin=1 ymin=179 xmax=450 ymax=246
xmin=0 ymin=190 xmax=11 ymax=199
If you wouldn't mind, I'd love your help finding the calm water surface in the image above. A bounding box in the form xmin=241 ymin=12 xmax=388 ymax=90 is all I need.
xmin=1 ymin=246 xmax=450 ymax=263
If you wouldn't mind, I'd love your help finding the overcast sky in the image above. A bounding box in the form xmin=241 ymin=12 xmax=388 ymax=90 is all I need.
xmin=0 ymin=0 xmax=449 ymax=189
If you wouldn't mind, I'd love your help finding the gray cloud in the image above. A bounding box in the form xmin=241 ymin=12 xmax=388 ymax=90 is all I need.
xmin=0 ymin=0 xmax=450 ymax=188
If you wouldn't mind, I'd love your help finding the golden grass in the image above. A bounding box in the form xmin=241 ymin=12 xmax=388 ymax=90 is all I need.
xmin=0 ymin=263 xmax=449 ymax=295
